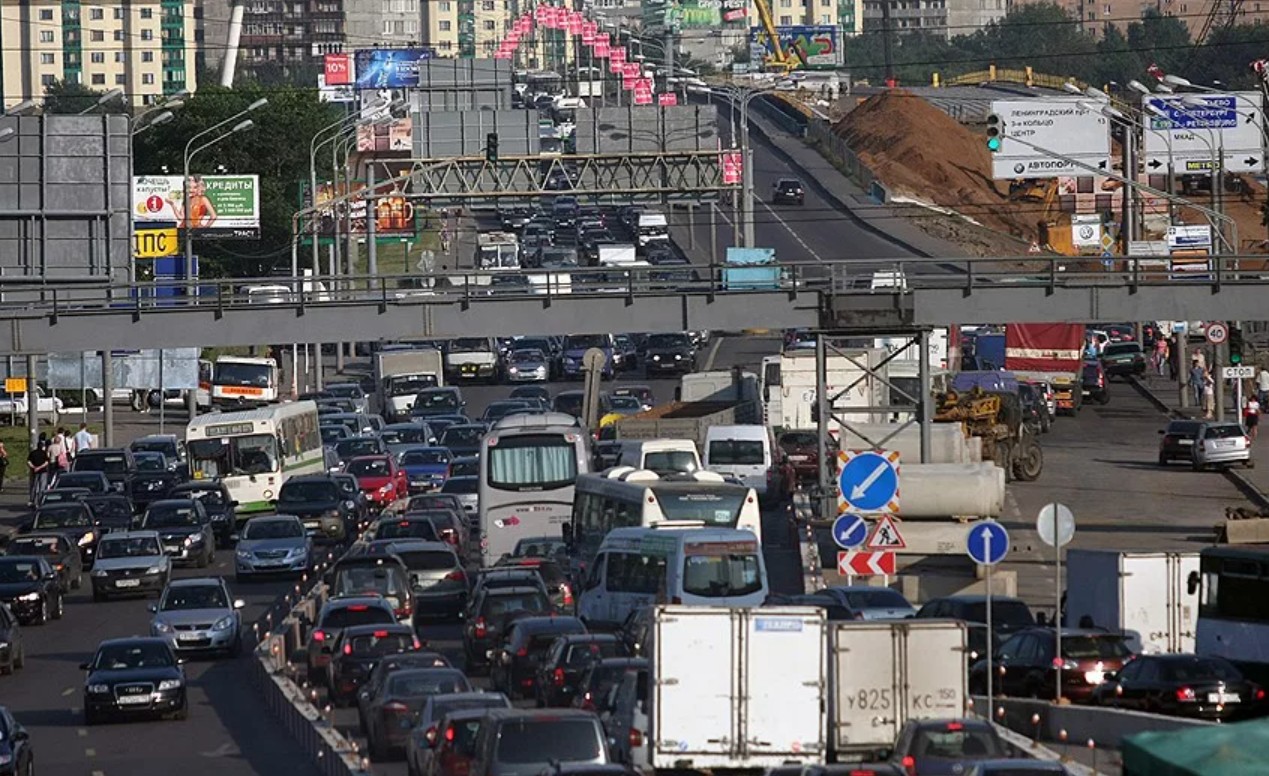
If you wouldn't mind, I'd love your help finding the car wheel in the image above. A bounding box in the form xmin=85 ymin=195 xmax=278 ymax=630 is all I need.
xmin=0 ymin=656 xmax=12 ymax=676
xmin=33 ymin=598 xmax=48 ymax=626
xmin=1192 ymin=459 xmax=1204 ymax=472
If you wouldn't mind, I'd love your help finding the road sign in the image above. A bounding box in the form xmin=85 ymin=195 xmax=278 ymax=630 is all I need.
xmin=1071 ymin=214 xmax=1101 ymax=248
xmin=3 ymin=378 xmax=26 ymax=394
xmin=866 ymin=514 xmax=907 ymax=550
xmin=838 ymin=550 xmax=896 ymax=577
xmin=1206 ymin=322 xmax=1229 ymax=345
xmin=966 ymin=520 xmax=1009 ymax=566
xmin=721 ymin=152 xmax=742 ymax=185
xmin=134 ymin=227 xmax=180 ymax=258
xmin=1036 ymin=503 xmax=1075 ymax=548
xmin=1142 ymin=92 xmax=1265 ymax=174
xmin=1224 ymin=365 xmax=1255 ymax=379
xmin=831 ymin=514 xmax=869 ymax=550
xmin=1167 ymin=224 xmax=1213 ymax=250
xmin=836 ymin=449 xmax=900 ymax=514
xmin=658 ymin=92 xmax=678 ymax=107
xmin=988 ymin=99 xmax=1111 ymax=180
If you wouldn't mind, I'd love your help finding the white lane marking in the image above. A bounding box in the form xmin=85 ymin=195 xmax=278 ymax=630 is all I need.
xmin=77 ymin=728 xmax=88 ymax=737
xmin=201 ymin=743 xmax=241 ymax=758
xmin=760 ymin=199 xmax=825 ymax=262
xmin=61 ymin=687 xmax=75 ymax=696
xmin=92 ymin=771 xmax=105 ymax=776
xmin=85 ymin=748 xmax=96 ymax=757
xmin=703 ymin=338 xmax=725 ymax=371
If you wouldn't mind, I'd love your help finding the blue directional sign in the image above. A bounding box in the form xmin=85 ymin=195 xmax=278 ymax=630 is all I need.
xmin=831 ymin=514 xmax=869 ymax=550
xmin=837 ymin=450 xmax=900 ymax=514
xmin=1146 ymin=95 xmax=1238 ymax=130
xmin=966 ymin=520 xmax=1010 ymax=566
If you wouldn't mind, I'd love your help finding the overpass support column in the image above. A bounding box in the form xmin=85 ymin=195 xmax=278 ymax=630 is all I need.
xmin=815 ymin=336 xmax=832 ymax=521
xmin=101 ymin=350 xmax=114 ymax=447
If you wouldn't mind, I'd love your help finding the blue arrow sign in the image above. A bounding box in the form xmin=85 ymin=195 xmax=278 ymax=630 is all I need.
xmin=967 ymin=520 xmax=1010 ymax=566
xmin=831 ymin=514 xmax=869 ymax=550
xmin=838 ymin=451 xmax=899 ymax=513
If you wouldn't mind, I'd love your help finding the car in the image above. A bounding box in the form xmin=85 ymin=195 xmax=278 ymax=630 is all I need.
xmin=535 ymin=633 xmax=628 ymax=708
xmin=70 ymin=448 xmax=137 ymax=491
xmin=493 ymin=557 xmax=573 ymax=613
xmin=89 ymin=531 xmax=171 ymax=601
xmin=129 ymin=451 xmax=181 ymax=511
xmin=398 ymin=446 xmax=453 ymax=494
xmin=0 ymin=706 xmax=32 ymax=775
xmin=331 ymin=471 xmax=372 ymax=524
xmin=364 ymin=667 xmax=475 ymax=760
xmin=469 ymin=568 xmax=552 ymax=611
xmin=490 ymin=616 xmax=588 ymax=699
xmin=462 ymin=585 xmax=554 ymax=673
xmin=139 ymin=499 xmax=215 ymax=568
xmin=382 ymin=423 xmax=439 ymax=457
xmin=355 ymin=650 xmax=453 ymax=732
xmin=129 ymin=434 xmax=187 ymax=475
xmin=969 ymin=628 xmax=1132 ymax=702
xmin=5 ymin=533 xmax=83 ymax=592
xmin=403 ymin=493 xmax=466 ymax=516
xmin=81 ymin=637 xmax=187 ymax=724
xmin=1101 ymin=341 xmax=1146 ymax=378
xmin=439 ymin=476 xmax=479 ymax=520
xmin=404 ymin=692 xmax=511 ymax=776
xmin=571 ymin=656 xmax=647 ymax=713
xmin=328 ymin=381 xmax=371 ymax=414
xmin=326 ymin=623 xmax=423 ymax=707
xmin=505 ymin=536 xmax=569 ymax=563
xmin=408 ymin=706 xmax=494 ymax=776
xmin=348 ymin=455 xmax=410 ymax=511
xmin=775 ymin=430 xmax=831 ymax=484
xmin=1081 ymin=360 xmax=1110 ymax=405
xmin=506 ymin=349 xmax=550 ymax=383
xmin=814 ymin=585 xmax=916 ymax=620
xmin=772 ymin=178 xmax=806 ymax=206
xmin=306 ymin=596 xmax=399 ymax=683
xmin=467 ymin=709 xmax=610 ymax=776
xmin=418 ymin=508 xmax=470 ymax=553
xmin=412 ymin=388 xmax=467 ymax=420
xmin=509 ymin=385 xmax=552 ymax=403
xmin=438 ymin=424 xmax=486 ymax=458
xmin=641 ymin=333 xmax=695 ymax=375
xmin=1191 ymin=421 xmax=1253 ymax=471
xmin=1090 ymin=653 xmax=1267 ymax=720
xmin=1158 ymin=419 xmax=1204 ymax=466
xmin=325 ymin=555 xmax=414 ymax=622
xmin=609 ymin=386 xmax=654 ymax=412
xmin=0 ymin=557 xmax=62 ymax=625
xmin=274 ymin=475 xmax=357 ymax=544
xmin=390 ymin=540 xmax=468 ymax=620
xmin=49 ymin=471 xmax=110 ymax=494
xmin=82 ymin=493 xmax=136 ymax=533
xmin=148 ymin=577 xmax=245 ymax=657
xmin=168 ymin=480 xmax=238 ymax=547
xmin=233 ymin=514 xmax=312 ymax=580
xmin=335 ymin=435 xmax=389 ymax=465
xmin=448 ymin=456 xmax=479 ymax=479
xmin=24 ymin=502 xmax=99 ymax=566
xmin=321 ymin=423 xmax=352 ymax=446
xmin=914 ymin=594 xmax=1035 ymax=636
xmin=365 ymin=514 xmax=442 ymax=545
xmin=0 ymin=604 xmax=25 ymax=676
xmin=889 ymin=718 xmax=1008 ymax=776
xmin=36 ymin=487 xmax=92 ymax=507
xmin=965 ymin=762 xmax=1070 ymax=775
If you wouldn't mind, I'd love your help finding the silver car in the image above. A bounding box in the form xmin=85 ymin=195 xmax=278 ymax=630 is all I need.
xmin=90 ymin=531 xmax=171 ymax=602
xmin=507 ymin=348 xmax=549 ymax=383
xmin=149 ymin=577 xmax=245 ymax=657
xmin=1192 ymin=421 xmax=1253 ymax=471
xmin=233 ymin=514 xmax=312 ymax=580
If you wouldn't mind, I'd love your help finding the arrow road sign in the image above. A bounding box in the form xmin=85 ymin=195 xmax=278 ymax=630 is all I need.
xmin=838 ymin=550 xmax=896 ymax=577
xmin=1142 ymin=92 xmax=1265 ymax=174
xmin=966 ymin=520 xmax=1009 ymax=566
xmin=988 ymin=99 xmax=1111 ymax=180
xmin=832 ymin=514 xmax=869 ymax=550
xmin=837 ymin=449 xmax=900 ymax=514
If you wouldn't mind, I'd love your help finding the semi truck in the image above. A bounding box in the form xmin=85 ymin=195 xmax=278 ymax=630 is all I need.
xmin=1064 ymin=549 xmax=1199 ymax=654
xmin=373 ymin=347 xmax=445 ymax=421
xmin=760 ymin=349 xmax=892 ymax=431
xmin=1005 ymin=323 xmax=1085 ymax=415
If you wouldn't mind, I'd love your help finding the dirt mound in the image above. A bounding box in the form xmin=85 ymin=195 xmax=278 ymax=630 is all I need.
xmin=833 ymin=91 xmax=1039 ymax=241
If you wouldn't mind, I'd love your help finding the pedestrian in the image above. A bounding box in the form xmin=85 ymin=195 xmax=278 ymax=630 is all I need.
xmin=1257 ymin=366 xmax=1269 ymax=406
xmin=1190 ymin=359 xmax=1207 ymax=408
xmin=26 ymin=439 xmax=49 ymax=506
xmin=1154 ymin=336 xmax=1169 ymax=377
xmin=73 ymin=422 xmax=94 ymax=455
xmin=1193 ymin=349 xmax=1207 ymax=371
xmin=1246 ymin=395 xmax=1262 ymax=441
xmin=1168 ymin=334 xmax=1179 ymax=380
xmin=1203 ymin=371 xmax=1217 ymax=419
xmin=46 ymin=430 xmax=66 ymax=477
xmin=0 ymin=441 xmax=8 ymax=492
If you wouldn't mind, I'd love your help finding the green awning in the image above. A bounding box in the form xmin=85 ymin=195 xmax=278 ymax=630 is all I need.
xmin=1122 ymin=718 xmax=1269 ymax=776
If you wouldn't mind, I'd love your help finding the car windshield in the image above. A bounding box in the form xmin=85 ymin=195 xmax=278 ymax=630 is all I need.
xmin=1166 ymin=422 xmax=1202 ymax=436
xmin=321 ymin=605 xmax=395 ymax=630
xmin=1161 ymin=657 xmax=1244 ymax=682
xmin=441 ymin=427 xmax=484 ymax=446
xmin=645 ymin=333 xmax=690 ymax=349
xmin=484 ymin=592 xmax=549 ymax=617
xmin=144 ymin=505 xmax=199 ymax=527
xmin=76 ymin=454 xmax=128 ymax=474
xmin=1103 ymin=343 xmax=1140 ymax=356
xmin=417 ymin=391 xmax=460 ymax=410
xmin=0 ymin=560 xmax=41 ymax=583
xmin=779 ymin=432 xmax=818 ymax=448
xmin=564 ymin=335 xmax=607 ymax=350
xmin=441 ymin=478 xmax=478 ymax=495
xmin=383 ymin=428 xmax=430 ymax=446
xmin=348 ymin=458 xmax=391 ymax=477
xmin=34 ymin=505 xmax=92 ymax=528
xmin=450 ymin=339 xmax=491 ymax=353
xmin=244 ymin=519 xmax=304 ymax=540
xmin=337 ymin=439 xmax=382 ymax=459
xmin=408 ymin=495 xmax=462 ymax=511
xmin=708 ymin=440 xmax=765 ymax=465
xmin=511 ymin=350 xmax=545 ymax=364
xmin=328 ymin=384 xmax=363 ymax=399
xmin=162 ymin=584 xmax=228 ymax=610
xmin=134 ymin=453 xmax=167 ymax=472
xmin=1062 ymin=636 xmax=1132 ymax=660
xmin=910 ymin=725 xmax=1005 ymax=760
xmin=401 ymin=449 xmax=449 ymax=466
xmin=387 ymin=671 xmax=469 ymax=696
xmin=347 ymin=631 xmax=415 ymax=656
xmin=394 ymin=549 xmax=457 ymax=571
xmin=321 ymin=426 xmax=349 ymax=444
xmin=841 ymin=588 xmax=911 ymax=609
xmin=132 ymin=440 xmax=176 ymax=456
xmin=609 ymin=396 xmax=641 ymax=411
xmin=1205 ymin=424 xmax=1246 ymax=439
xmin=56 ymin=474 xmax=103 ymax=490
xmin=97 ymin=536 xmax=162 ymax=559
xmin=335 ymin=567 xmax=406 ymax=597
xmin=281 ymin=481 xmax=340 ymax=502
xmin=94 ymin=642 xmax=175 ymax=670
xmin=512 ymin=539 xmax=568 ymax=558
xmin=9 ymin=536 xmax=63 ymax=556
xmin=643 ymin=450 xmax=698 ymax=474
xmin=494 ymin=719 xmax=601 ymax=763
xmin=681 ymin=552 xmax=764 ymax=598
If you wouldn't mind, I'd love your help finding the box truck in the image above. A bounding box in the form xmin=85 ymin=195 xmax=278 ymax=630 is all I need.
xmin=1064 ymin=549 xmax=1199 ymax=654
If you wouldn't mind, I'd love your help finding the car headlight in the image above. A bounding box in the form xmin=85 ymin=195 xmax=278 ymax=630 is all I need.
xmin=236 ymin=550 xmax=253 ymax=560
xmin=213 ymin=615 xmax=235 ymax=631
xmin=185 ymin=534 xmax=203 ymax=546
xmin=0 ymin=752 xmax=12 ymax=765
xmin=153 ymin=620 xmax=172 ymax=633
xmin=91 ymin=568 xmax=108 ymax=577
xmin=78 ymin=531 xmax=96 ymax=546
xmin=157 ymin=679 xmax=183 ymax=691
xmin=509 ymin=367 xmax=519 ymax=374
xmin=17 ymin=592 xmax=40 ymax=602
xmin=287 ymin=547 xmax=308 ymax=559
xmin=652 ymin=354 xmax=661 ymax=361
xmin=87 ymin=683 xmax=110 ymax=694
xmin=674 ymin=354 xmax=682 ymax=360
xmin=145 ymin=564 xmax=166 ymax=575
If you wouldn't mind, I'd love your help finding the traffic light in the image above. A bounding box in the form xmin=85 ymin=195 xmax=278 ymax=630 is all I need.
xmin=1230 ymin=325 xmax=1245 ymax=365
xmin=485 ymin=132 xmax=499 ymax=163
xmin=986 ymin=114 xmax=1002 ymax=152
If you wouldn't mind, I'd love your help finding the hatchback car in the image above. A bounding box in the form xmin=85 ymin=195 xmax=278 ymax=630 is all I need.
xmin=326 ymin=623 xmax=423 ymax=706
xmin=149 ymin=577 xmax=245 ymax=657
xmin=404 ymin=692 xmax=511 ymax=775
xmin=348 ymin=455 xmax=410 ymax=510
xmin=398 ymin=446 xmax=453 ymax=494
xmin=536 ymin=633 xmax=628 ymax=708
xmin=468 ymin=709 xmax=610 ymax=776
xmin=389 ymin=540 xmax=468 ymax=620
xmin=1191 ymin=421 xmax=1253 ymax=471
xmin=772 ymin=177 xmax=805 ymax=205
xmin=306 ymin=596 xmax=399 ymax=682
xmin=1158 ymin=419 xmax=1204 ymax=466
xmin=363 ymin=667 xmax=473 ymax=759
xmin=169 ymin=480 xmax=238 ymax=547
xmin=491 ymin=616 xmax=588 ymax=699
xmin=234 ymin=514 xmax=312 ymax=580
xmin=25 ymin=502 xmax=99 ymax=566
xmin=275 ymin=475 xmax=356 ymax=544
xmin=140 ymin=499 xmax=215 ymax=568
xmin=889 ymin=718 xmax=1007 ymax=776
xmin=0 ymin=557 xmax=63 ymax=625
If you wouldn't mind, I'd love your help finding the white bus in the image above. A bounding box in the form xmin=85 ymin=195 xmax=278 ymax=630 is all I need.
xmin=1195 ymin=545 xmax=1269 ymax=685
xmin=566 ymin=468 xmax=763 ymax=567
xmin=212 ymin=356 xmax=280 ymax=407
xmin=185 ymin=401 xmax=324 ymax=515
xmin=478 ymin=412 xmax=591 ymax=566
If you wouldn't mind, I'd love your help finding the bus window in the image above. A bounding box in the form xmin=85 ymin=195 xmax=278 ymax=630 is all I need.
xmin=606 ymin=552 xmax=664 ymax=595
xmin=487 ymin=433 xmax=577 ymax=490
xmin=682 ymin=553 xmax=763 ymax=598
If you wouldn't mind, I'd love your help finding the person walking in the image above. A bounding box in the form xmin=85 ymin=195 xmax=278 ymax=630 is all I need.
xmin=1203 ymin=370 xmax=1217 ymax=420
xmin=73 ymin=422 xmax=93 ymax=456
xmin=46 ymin=430 xmax=66 ymax=478
xmin=1257 ymin=366 xmax=1269 ymax=406
xmin=1246 ymin=395 xmax=1262 ymax=442
xmin=1154 ymin=336 xmax=1169 ymax=377
xmin=0 ymin=441 xmax=8 ymax=492
xmin=1190 ymin=359 xmax=1207 ymax=408
xmin=26 ymin=440 xmax=49 ymax=506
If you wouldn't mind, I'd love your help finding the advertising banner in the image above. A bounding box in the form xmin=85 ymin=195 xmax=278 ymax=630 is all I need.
xmin=132 ymin=175 xmax=261 ymax=239
xmin=305 ymin=179 xmax=418 ymax=238
xmin=324 ymin=53 xmax=354 ymax=86
xmin=750 ymin=24 xmax=841 ymax=69
xmin=353 ymin=48 xmax=436 ymax=89
xmin=356 ymin=118 xmax=414 ymax=153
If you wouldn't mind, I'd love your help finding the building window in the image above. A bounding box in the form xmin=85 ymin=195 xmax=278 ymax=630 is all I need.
xmin=90 ymin=7 xmax=104 ymax=19
xmin=90 ymin=29 xmax=104 ymax=41
xmin=116 ymin=51 xmax=125 ymax=62
xmin=483 ymin=19 xmax=495 ymax=29
xmin=42 ymin=74 xmax=56 ymax=86
xmin=440 ymin=20 xmax=452 ymax=29
xmin=40 ymin=30 xmax=55 ymax=42
xmin=404 ymin=19 xmax=417 ymax=33
xmin=822 ymin=12 xmax=831 ymax=20
xmin=113 ymin=6 xmax=124 ymax=17
xmin=91 ymin=52 xmax=105 ymax=63
xmin=115 ymin=74 xmax=126 ymax=85
xmin=780 ymin=14 xmax=793 ymax=23
xmin=141 ymin=29 xmax=153 ymax=40
xmin=40 ymin=53 xmax=55 ymax=64
xmin=439 ymin=1 xmax=451 ymax=9
xmin=91 ymin=73 xmax=106 ymax=85
xmin=141 ymin=7 xmax=153 ymax=18
xmin=142 ymin=73 xmax=155 ymax=85
xmin=39 ymin=8 xmax=54 ymax=19
xmin=482 ymin=0 xmax=495 ymax=8
xmin=383 ymin=19 xmax=394 ymax=34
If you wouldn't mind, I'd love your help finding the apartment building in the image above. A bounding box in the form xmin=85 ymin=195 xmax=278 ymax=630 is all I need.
xmin=1 ymin=0 xmax=198 ymax=108
xmin=754 ymin=0 xmax=842 ymax=27
xmin=862 ymin=0 xmax=1006 ymax=38
xmin=239 ymin=0 xmax=345 ymax=71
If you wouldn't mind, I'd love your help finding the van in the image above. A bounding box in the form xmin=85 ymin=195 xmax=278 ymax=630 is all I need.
xmin=636 ymin=212 xmax=668 ymax=247
xmin=468 ymin=709 xmax=610 ymax=776
xmin=703 ymin=424 xmax=774 ymax=497
xmin=617 ymin=439 xmax=701 ymax=476
xmin=576 ymin=525 xmax=767 ymax=630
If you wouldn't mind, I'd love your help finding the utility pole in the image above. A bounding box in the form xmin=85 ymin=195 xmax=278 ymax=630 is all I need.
xmin=880 ymin=0 xmax=895 ymax=86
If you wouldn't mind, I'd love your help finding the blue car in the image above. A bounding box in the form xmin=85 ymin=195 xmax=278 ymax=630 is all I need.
xmin=396 ymin=446 xmax=452 ymax=494
xmin=559 ymin=334 xmax=614 ymax=380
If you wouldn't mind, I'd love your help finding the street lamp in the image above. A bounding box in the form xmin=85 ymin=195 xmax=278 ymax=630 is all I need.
xmin=0 ymin=128 xmax=14 ymax=142
xmin=78 ymin=87 xmax=124 ymax=115
xmin=3 ymin=100 xmax=37 ymax=117
xmin=132 ymin=110 xmax=174 ymax=137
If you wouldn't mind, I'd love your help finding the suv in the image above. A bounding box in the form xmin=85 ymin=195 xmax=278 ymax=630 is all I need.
xmin=490 ymin=616 xmax=588 ymax=699
xmin=305 ymin=595 xmax=397 ymax=682
xmin=274 ymin=475 xmax=356 ymax=544
xmin=1158 ymin=419 xmax=1204 ymax=466
xmin=536 ymin=633 xmax=628 ymax=708
xmin=772 ymin=178 xmax=805 ymax=205
xmin=1081 ymin=360 xmax=1110 ymax=405
xmin=1192 ymin=421 xmax=1253 ymax=471
xmin=468 ymin=709 xmax=610 ymax=776
xmin=71 ymin=448 xmax=136 ymax=493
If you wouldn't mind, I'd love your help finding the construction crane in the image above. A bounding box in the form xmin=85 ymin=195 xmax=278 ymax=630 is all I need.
xmin=1186 ymin=0 xmax=1244 ymax=70
xmin=752 ymin=0 xmax=801 ymax=71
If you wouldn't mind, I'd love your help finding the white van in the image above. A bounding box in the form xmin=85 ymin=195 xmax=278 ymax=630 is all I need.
xmin=636 ymin=212 xmax=669 ymax=247
xmin=704 ymin=424 xmax=774 ymax=497
xmin=617 ymin=439 xmax=701 ymax=476
xmin=576 ymin=525 xmax=767 ymax=630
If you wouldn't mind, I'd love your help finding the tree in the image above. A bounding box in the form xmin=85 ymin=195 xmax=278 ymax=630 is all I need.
xmin=1125 ymin=10 xmax=1192 ymax=81
xmin=132 ymin=81 xmax=341 ymax=277
xmin=42 ymin=79 xmax=124 ymax=114
xmin=1089 ymin=23 xmax=1143 ymax=88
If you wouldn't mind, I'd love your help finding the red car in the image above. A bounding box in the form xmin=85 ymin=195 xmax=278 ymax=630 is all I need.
xmin=346 ymin=455 xmax=408 ymax=509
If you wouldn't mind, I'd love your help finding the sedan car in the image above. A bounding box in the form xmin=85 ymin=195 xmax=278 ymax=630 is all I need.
xmin=25 ymin=502 xmax=99 ymax=566
xmin=1158 ymin=419 xmax=1204 ymax=466
xmin=168 ymin=480 xmax=238 ymax=547
xmin=890 ymin=718 xmax=1008 ymax=776
xmin=490 ymin=616 xmax=588 ymax=699
xmin=969 ymin=628 xmax=1132 ymax=702
xmin=390 ymin=540 xmax=468 ymax=620
xmin=1091 ymin=653 xmax=1267 ymax=720
xmin=772 ymin=177 xmax=805 ymax=205
xmin=129 ymin=451 xmax=181 ymax=511
xmin=438 ymin=424 xmax=486 ymax=458
xmin=1101 ymin=341 xmax=1146 ymax=378
xmin=506 ymin=349 xmax=550 ymax=383
xmin=0 ymin=605 xmax=25 ymax=676
xmin=816 ymin=585 xmax=916 ymax=620
xmin=348 ymin=455 xmax=410 ymax=511
xmin=0 ymin=557 xmax=62 ymax=625
xmin=326 ymin=623 xmax=423 ymax=707
xmin=81 ymin=637 xmax=187 ymax=724
xmin=149 ymin=577 xmax=245 ymax=657
xmin=1192 ymin=421 xmax=1253 ymax=471
xmin=364 ymin=667 xmax=473 ymax=759
xmin=306 ymin=596 xmax=399 ymax=683
xmin=275 ymin=475 xmax=356 ymax=544
xmin=0 ymin=705 xmax=33 ymax=775
xmin=398 ymin=446 xmax=453 ymax=494
xmin=5 ymin=532 xmax=83 ymax=592
xmin=89 ymin=531 xmax=171 ymax=601
xmin=139 ymin=499 xmax=215 ymax=568
xmin=234 ymin=515 xmax=312 ymax=580
xmin=641 ymin=333 xmax=695 ymax=376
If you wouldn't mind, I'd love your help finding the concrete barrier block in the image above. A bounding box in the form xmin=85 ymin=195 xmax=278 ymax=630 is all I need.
xmin=897 ymin=570 xmax=1018 ymax=602
xmin=972 ymin=694 xmax=1213 ymax=751
xmin=1221 ymin=518 xmax=1269 ymax=543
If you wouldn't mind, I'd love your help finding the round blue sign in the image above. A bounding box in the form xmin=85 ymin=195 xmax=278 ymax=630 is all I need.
xmin=831 ymin=514 xmax=869 ymax=550
xmin=837 ymin=452 xmax=899 ymax=512
xmin=966 ymin=520 xmax=1010 ymax=566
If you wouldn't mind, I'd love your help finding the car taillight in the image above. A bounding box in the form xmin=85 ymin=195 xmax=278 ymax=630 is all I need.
xmin=474 ymin=617 xmax=487 ymax=638
xmin=444 ymin=569 xmax=466 ymax=583
xmin=443 ymin=530 xmax=458 ymax=546
xmin=312 ymin=630 xmax=327 ymax=642
xmin=561 ymin=583 xmax=574 ymax=607
xmin=901 ymin=755 xmax=916 ymax=776
xmin=413 ymin=638 xmax=423 ymax=650
xmin=1256 ymin=686 xmax=1266 ymax=701
xmin=553 ymin=668 xmax=565 ymax=687
xmin=445 ymin=725 xmax=456 ymax=742
xmin=343 ymin=642 xmax=353 ymax=655
xmin=628 ymin=728 xmax=643 ymax=748
xmin=383 ymin=701 xmax=409 ymax=713
xmin=581 ymin=691 xmax=594 ymax=710
xmin=1176 ymin=686 xmax=1197 ymax=702
xmin=516 ymin=647 xmax=528 ymax=657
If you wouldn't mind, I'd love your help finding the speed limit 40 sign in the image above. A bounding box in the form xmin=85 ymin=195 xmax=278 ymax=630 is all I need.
xmin=1206 ymin=323 xmax=1229 ymax=345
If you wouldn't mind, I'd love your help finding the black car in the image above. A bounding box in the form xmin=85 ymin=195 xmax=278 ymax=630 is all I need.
xmin=914 ymin=594 xmax=1035 ymax=637
xmin=571 ymin=657 xmax=647 ymax=712
xmin=535 ymin=633 xmax=627 ymax=708
xmin=129 ymin=452 xmax=181 ymax=511
xmin=335 ymin=435 xmax=388 ymax=465
xmin=81 ymin=637 xmax=187 ymax=724
xmin=463 ymin=586 xmax=554 ymax=673
xmin=355 ymin=650 xmax=453 ymax=731
xmin=139 ymin=499 xmax=215 ymax=568
xmin=5 ymin=533 xmax=83 ymax=592
xmin=1082 ymin=360 xmax=1110 ymax=405
xmin=330 ymin=472 xmax=371 ymax=525
xmin=49 ymin=471 xmax=110 ymax=495
xmin=0 ymin=706 xmax=33 ymax=776
xmin=439 ymin=424 xmax=487 ymax=458
xmin=1158 ymin=419 xmax=1204 ymax=466
xmin=490 ymin=616 xmax=588 ymax=700
xmin=326 ymin=623 xmax=421 ymax=706
xmin=71 ymin=448 xmax=137 ymax=493
xmin=83 ymin=494 xmax=137 ymax=535
xmin=275 ymin=475 xmax=358 ymax=544
xmin=1101 ymin=341 xmax=1147 ymax=378
xmin=889 ymin=718 xmax=1007 ymax=775
xmin=25 ymin=502 xmax=99 ymax=566
xmin=772 ymin=177 xmax=805 ymax=205
xmin=37 ymin=487 xmax=92 ymax=507
xmin=1091 ymin=653 xmax=1267 ymax=720
xmin=168 ymin=480 xmax=238 ymax=547
xmin=129 ymin=434 xmax=187 ymax=476
xmin=0 ymin=606 xmax=24 ymax=676
xmin=641 ymin=333 xmax=695 ymax=376
xmin=0 ymin=557 xmax=63 ymax=625
xmin=411 ymin=388 xmax=466 ymax=420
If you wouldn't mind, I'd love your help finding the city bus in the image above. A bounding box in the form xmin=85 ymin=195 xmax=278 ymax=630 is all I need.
xmin=1195 ymin=545 xmax=1269 ymax=685
xmin=566 ymin=468 xmax=763 ymax=568
xmin=211 ymin=355 xmax=280 ymax=407
xmin=478 ymin=412 xmax=591 ymax=566
xmin=184 ymin=401 xmax=323 ymax=514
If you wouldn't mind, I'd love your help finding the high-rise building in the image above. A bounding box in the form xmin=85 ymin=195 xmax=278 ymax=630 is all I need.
xmin=862 ymin=0 xmax=1006 ymax=39
xmin=239 ymin=0 xmax=346 ymax=73
xmin=1 ymin=0 xmax=198 ymax=108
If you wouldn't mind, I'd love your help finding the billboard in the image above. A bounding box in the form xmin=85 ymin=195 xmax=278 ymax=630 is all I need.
xmin=644 ymin=0 xmax=747 ymax=31
xmin=48 ymin=349 xmax=201 ymax=390
xmin=305 ymin=179 xmax=418 ymax=238
xmin=324 ymin=53 xmax=354 ymax=86
xmin=750 ymin=25 xmax=841 ymax=69
xmin=132 ymin=175 xmax=261 ymax=239
xmin=318 ymin=74 xmax=355 ymax=103
xmin=356 ymin=118 xmax=414 ymax=153
xmin=354 ymin=48 xmax=436 ymax=89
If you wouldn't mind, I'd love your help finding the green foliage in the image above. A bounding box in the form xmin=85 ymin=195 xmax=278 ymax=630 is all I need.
xmin=132 ymin=81 xmax=341 ymax=278
xmin=41 ymin=79 xmax=125 ymax=115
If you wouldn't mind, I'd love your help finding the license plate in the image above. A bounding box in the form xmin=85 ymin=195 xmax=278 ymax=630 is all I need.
xmin=177 ymin=632 xmax=202 ymax=641
xmin=1217 ymin=441 xmax=1236 ymax=448
xmin=1180 ymin=439 xmax=1194 ymax=445
xmin=115 ymin=579 xmax=141 ymax=588
xmin=789 ymin=455 xmax=810 ymax=462
xmin=1208 ymin=692 xmax=1241 ymax=703
xmin=117 ymin=694 xmax=150 ymax=705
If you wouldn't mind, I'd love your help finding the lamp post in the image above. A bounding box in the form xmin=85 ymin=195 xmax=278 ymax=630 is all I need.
xmin=131 ymin=110 xmax=174 ymax=137
xmin=3 ymin=100 xmax=37 ymax=117
xmin=78 ymin=87 xmax=124 ymax=115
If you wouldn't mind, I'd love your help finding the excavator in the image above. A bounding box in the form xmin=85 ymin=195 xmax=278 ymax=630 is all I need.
xmin=934 ymin=386 xmax=1043 ymax=482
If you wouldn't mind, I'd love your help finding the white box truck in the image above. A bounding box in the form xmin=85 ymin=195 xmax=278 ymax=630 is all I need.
xmin=829 ymin=620 xmax=968 ymax=758
xmin=648 ymin=606 xmax=827 ymax=771
xmin=760 ymin=350 xmax=892 ymax=431
xmin=1064 ymin=549 xmax=1199 ymax=654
